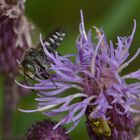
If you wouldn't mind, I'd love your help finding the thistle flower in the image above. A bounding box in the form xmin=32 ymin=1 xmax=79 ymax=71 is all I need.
xmin=0 ymin=1 xmax=32 ymax=139
xmin=17 ymin=10 xmax=140 ymax=139
xmin=0 ymin=0 xmax=32 ymax=75
xmin=26 ymin=119 xmax=71 ymax=140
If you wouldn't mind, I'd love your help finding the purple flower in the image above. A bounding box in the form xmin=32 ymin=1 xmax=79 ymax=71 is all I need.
xmin=17 ymin=10 xmax=140 ymax=139
xmin=0 ymin=0 xmax=32 ymax=75
xmin=26 ymin=119 xmax=71 ymax=140
xmin=0 ymin=1 xmax=32 ymax=139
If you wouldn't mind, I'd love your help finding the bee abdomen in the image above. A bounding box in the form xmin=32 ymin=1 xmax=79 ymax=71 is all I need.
xmin=44 ymin=28 xmax=65 ymax=50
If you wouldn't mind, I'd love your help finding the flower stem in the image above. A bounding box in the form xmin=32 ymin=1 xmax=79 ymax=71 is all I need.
xmin=2 ymin=75 xmax=17 ymax=140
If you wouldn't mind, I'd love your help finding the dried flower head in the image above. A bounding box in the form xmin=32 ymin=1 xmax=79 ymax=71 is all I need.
xmin=0 ymin=0 xmax=32 ymax=75
xmin=26 ymin=119 xmax=71 ymax=140
xmin=17 ymin=10 xmax=140 ymax=139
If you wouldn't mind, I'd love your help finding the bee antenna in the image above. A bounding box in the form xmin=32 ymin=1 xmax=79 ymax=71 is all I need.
xmin=49 ymin=77 xmax=57 ymax=87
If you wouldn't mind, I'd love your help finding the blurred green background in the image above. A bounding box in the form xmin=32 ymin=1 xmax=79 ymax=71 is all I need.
xmin=1 ymin=0 xmax=140 ymax=139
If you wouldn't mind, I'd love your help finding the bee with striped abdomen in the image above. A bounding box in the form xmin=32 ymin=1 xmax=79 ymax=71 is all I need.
xmin=19 ymin=28 xmax=65 ymax=81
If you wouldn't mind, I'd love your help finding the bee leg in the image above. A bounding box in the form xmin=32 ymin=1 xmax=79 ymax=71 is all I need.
xmin=50 ymin=77 xmax=57 ymax=87
xmin=40 ymin=68 xmax=57 ymax=87
xmin=23 ymin=70 xmax=34 ymax=80
xmin=23 ymin=71 xmax=36 ymax=92
xmin=43 ymin=73 xmax=57 ymax=87
xmin=23 ymin=75 xmax=32 ymax=88
xmin=47 ymin=76 xmax=57 ymax=87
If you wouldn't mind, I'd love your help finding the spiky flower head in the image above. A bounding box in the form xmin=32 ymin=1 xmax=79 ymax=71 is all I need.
xmin=26 ymin=119 xmax=71 ymax=140
xmin=17 ymin=11 xmax=140 ymax=139
xmin=0 ymin=0 xmax=32 ymax=76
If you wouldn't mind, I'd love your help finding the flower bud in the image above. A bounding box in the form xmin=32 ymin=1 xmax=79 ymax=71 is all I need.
xmin=26 ymin=120 xmax=71 ymax=140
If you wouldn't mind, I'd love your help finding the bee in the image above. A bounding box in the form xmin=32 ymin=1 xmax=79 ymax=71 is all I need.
xmin=86 ymin=106 xmax=111 ymax=138
xmin=89 ymin=117 xmax=111 ymax=138
xmin=19 ymin=28 xmax=65 ymax=83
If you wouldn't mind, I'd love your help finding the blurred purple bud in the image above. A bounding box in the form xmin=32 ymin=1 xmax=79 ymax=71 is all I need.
xmin=0 ymin=0 xmax=32 ymax=76
xmin=26 ymin=119 xmax=71 ymax=140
